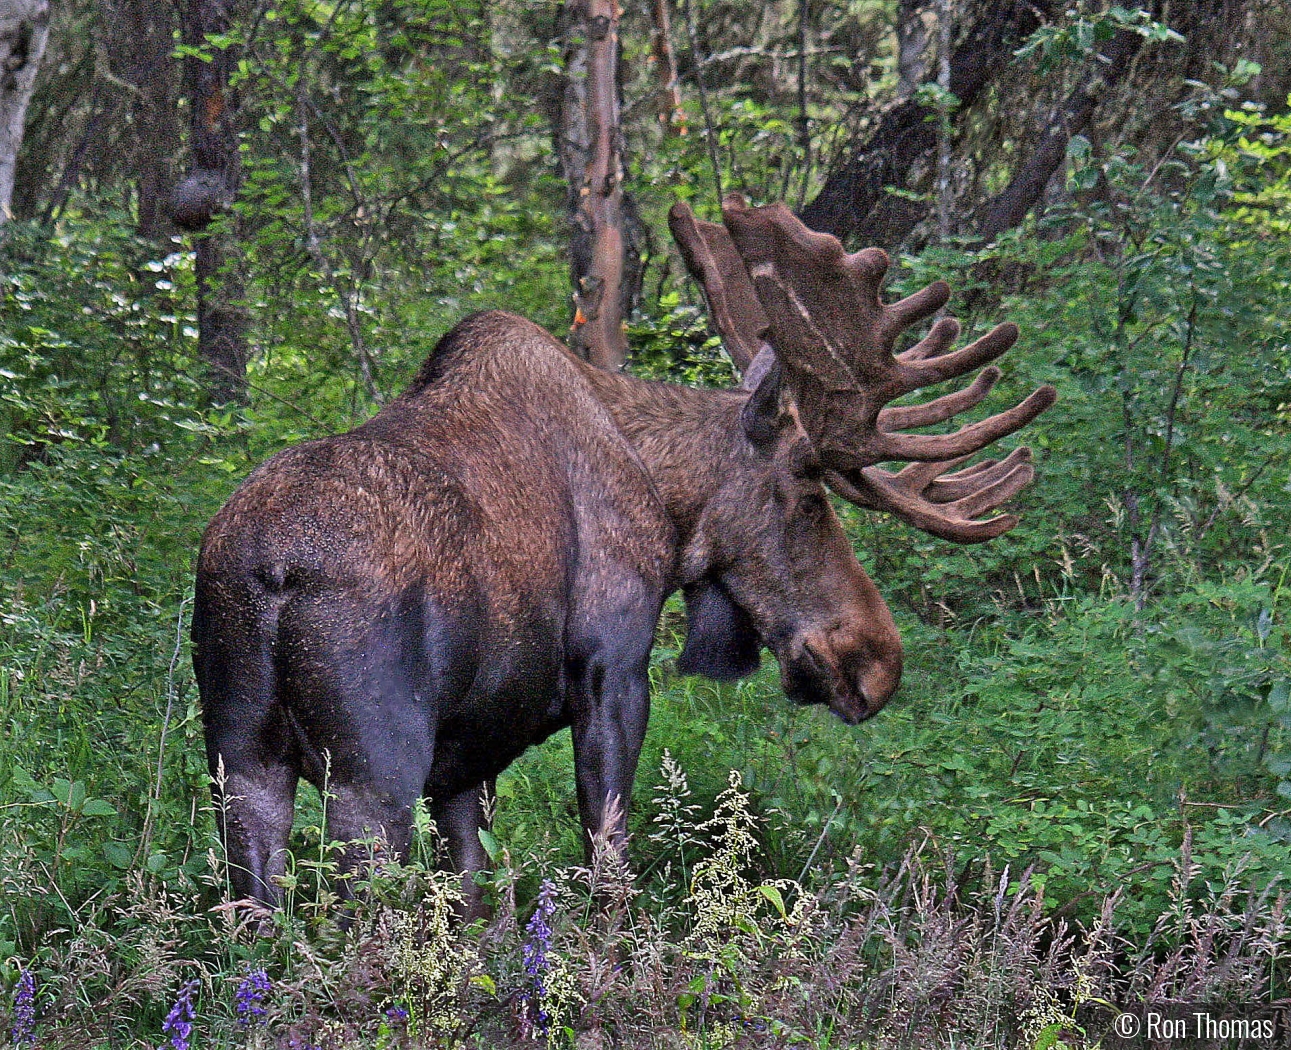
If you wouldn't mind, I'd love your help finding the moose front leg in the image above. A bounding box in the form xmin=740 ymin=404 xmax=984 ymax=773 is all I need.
xmin=432 ymin=779 xmax=495 ymax=920
xmin=567 ymin=638 xmax=652 ymax=864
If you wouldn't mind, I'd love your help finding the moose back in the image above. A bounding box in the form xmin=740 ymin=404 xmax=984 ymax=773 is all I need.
xmin=192 ymin=198 xmax=1054 ymax=908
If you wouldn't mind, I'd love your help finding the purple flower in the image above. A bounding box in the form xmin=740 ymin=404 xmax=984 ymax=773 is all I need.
xmin=10 ymin=968 xmax=35 ymax=1047
xmin=520 ymin=878 xmax=557 ymax=1037
xmin=234 ymin=967 xmax=271 ymax=1028
xmin=160 ymin=979 xmax=199 ymax=1050
xmin=385 ymin=1003 xmax=409 ymax=1024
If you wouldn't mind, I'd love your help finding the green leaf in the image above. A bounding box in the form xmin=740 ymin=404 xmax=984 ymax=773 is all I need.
xmin=757 ymin=883 xmax=787 ymax=919
xmin=477 ymin=827 xmax=501 ymax=862
xmin=103 ymin=841 xmax=134 ymax=869
xmin=1032 ymin=1023 xmax=1071 ymax=1050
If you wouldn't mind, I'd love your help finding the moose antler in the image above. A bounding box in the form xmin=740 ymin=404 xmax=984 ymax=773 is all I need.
xmin=667 ymin=201 xmax=771 ymax=374
xmin=669 ymin=195 xmax=1057 ymax=543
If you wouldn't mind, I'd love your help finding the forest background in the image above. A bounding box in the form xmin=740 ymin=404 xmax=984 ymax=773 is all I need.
xmin=1 ymin=1 xmax=1290 ymax=1047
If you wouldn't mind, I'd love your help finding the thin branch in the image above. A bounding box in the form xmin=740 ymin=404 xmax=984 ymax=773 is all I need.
xmin=619 ymin=45 xmax=844 ymax=126
xmin=195 ymin=356 xmax=330 ymax=428
xmin=795 ymin=0 xmax=811 ymax=210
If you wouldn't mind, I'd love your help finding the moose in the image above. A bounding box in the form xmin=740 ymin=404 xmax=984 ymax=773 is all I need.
xmin=192 ymin=196 xmax=1055 ymax=909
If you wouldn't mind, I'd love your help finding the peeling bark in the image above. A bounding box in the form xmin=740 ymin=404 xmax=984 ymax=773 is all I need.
xmin=0 ymin=0 xmax=50 ymax=223
xmin=558 ymin=0 xmax=640 ymax=371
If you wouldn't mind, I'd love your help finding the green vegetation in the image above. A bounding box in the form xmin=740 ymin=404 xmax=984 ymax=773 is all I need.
xmin=2 ymin=1 xmax=1290 ymax=1046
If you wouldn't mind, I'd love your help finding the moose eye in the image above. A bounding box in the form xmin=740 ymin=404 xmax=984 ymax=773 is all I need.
xmin=797 ymin=493 xmax=827 ymax=522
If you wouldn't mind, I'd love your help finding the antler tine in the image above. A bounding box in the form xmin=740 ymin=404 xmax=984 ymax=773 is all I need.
xmin=668 ymin=201 xmax=770 ymax=375
xmin=715 ymin=194 xmax=1056 ymax=542
xmin=879 ymin=365 xmax=1000 ymax=430
xmin=825 ymin=447 xmax=1037 ymax=544
xmin=925 ymin=447 xmax=1032 ymax=502
xmin=871 ymin=383 xmax=1057 ymax=465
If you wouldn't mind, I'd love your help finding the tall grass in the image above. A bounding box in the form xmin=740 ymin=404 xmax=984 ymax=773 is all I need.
xmin=2 ymin=762 xmax=1286 ymax=1048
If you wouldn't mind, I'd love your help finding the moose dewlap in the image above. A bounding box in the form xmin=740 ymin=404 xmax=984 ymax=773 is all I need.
xmin=192 ymin=196 xmax=1055 ymax=910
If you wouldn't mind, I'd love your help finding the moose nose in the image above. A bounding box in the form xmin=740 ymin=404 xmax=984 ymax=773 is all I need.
xmin=821 ymin=628 xmax=902 ymax=724
xmin=786 ymin=634 xmax=901 ymax=725
xmin=849 ymin=646 xmax=901 ymax=718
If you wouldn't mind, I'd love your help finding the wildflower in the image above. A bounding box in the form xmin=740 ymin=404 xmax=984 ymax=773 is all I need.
xmin=160 ymin=979 xmax=199 ymax=1050
xmin=234 ymin=967 xmax=271 ymax=1028
xmin=10 ymin=968 xmax=35 ymax=1047
xmin=385 ymin=1003 xmax=409 ymax=1025
xmin=520 ymin=878 xmax=557 ymax=1037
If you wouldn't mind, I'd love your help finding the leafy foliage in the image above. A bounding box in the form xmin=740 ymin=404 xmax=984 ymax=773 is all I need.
xmin=2 ymin=2 xmax=1291 ymax=1046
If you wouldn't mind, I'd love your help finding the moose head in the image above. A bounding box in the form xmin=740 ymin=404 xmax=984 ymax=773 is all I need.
xmin=665 ymin=195 xmax=1056 ymax=721
xmin=192 ymin=194 xmax=1055 ymax=913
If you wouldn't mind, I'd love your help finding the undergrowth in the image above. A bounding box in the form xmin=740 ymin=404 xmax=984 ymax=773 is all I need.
xmin=3 ymin=760 xmax=1287 ymax=1049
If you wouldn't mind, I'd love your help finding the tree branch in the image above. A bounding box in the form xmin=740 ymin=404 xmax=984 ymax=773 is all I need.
xmin=976 ymin=28 xmax=1144 ymax=240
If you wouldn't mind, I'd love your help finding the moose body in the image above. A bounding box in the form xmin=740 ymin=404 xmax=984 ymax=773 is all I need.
xmin=194 ymin=199 xmax=1053 ymax=908
xmin=194 ymin=309 xmax=896 ymax=905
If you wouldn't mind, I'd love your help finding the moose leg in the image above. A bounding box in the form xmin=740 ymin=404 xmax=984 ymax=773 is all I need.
xmin=208 ymin=740 xmax=298 ymax=908
xmin=194 ymin=590 xmax=298 ymax=908
xmin=567 ymin=596 xmax=656 ymax=862
xmin=277 ymin=596 xmax=439 ymax=899
xmin=432 ymin=779 xmax=495 ymax=919
xmin=324 ymin=780 xmax=423 ymax=895
xmin=307 ymin=706 xmax=435 ymax=896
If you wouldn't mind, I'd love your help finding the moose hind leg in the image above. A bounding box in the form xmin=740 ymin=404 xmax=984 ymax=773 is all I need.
xmin=195 ymin=591 xmax=299 ymax=908
xmin=321 ymin=782 xmax=421 ymax=897
xmin=279 ymin=594 xmax=439 ymax=899
xmin=210 ymin=754 xmax=298 ymax=907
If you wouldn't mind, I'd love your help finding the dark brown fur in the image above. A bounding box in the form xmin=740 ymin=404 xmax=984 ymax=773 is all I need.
xmin=192 ymin=311 xmax=901 ymax=909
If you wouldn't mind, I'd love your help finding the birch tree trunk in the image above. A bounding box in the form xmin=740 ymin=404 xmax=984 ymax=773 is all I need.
xmin=0 ymin=0 xmax=49 ymax=224
xmin=557 ymin=0 xmax=640 ymax=371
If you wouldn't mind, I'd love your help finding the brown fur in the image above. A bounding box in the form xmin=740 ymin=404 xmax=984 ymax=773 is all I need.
xmin=193 ymin=310 xmax=902 ymax=910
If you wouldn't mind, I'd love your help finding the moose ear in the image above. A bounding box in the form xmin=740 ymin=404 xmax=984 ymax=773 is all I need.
xmin=740 ymin=357 xmax=787 ymax=453
xmin=677 ymin=580 xmax=762 ymax=681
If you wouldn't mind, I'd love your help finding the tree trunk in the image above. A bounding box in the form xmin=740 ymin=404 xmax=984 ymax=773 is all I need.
xmin=123 ymin=0 xmax=181 ymax=241
xmin=976 ymin=28 xmax=1144 ymax=240
xmin=896 ymin=0 xmax=933 ymax=99
xmin=177 ymin=0 xmax=247 ymax=403
xmin=799 ymin=0 xmax=1053 ymax=245
xmin=557 ymin=0 xmax=641 ymax=371
xmin=0 ymin=0 xmax=50 ymax=224
xmin=649 ymin=0 xmax=684 ymax=136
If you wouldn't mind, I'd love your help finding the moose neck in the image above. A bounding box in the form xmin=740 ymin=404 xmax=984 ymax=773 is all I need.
xmin=575 ymin=360 xmax=750 ymax=551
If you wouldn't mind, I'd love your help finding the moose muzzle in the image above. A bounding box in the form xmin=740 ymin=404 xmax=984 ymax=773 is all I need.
xmin=781 ymin=630 xmax=902 ymax=725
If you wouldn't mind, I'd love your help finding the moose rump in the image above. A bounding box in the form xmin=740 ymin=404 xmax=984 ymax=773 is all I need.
xmin=192 ymin=312 xmax=673 ymax=905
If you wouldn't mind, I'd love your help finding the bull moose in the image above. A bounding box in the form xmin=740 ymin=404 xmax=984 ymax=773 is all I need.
xmin=192 ymin=197 xmax=1055 ymax=909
